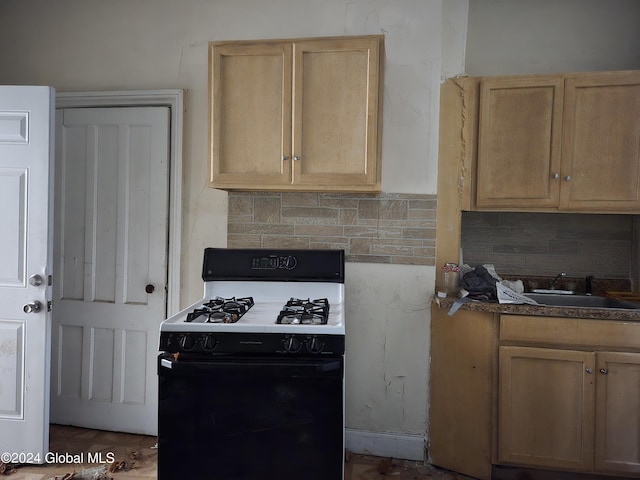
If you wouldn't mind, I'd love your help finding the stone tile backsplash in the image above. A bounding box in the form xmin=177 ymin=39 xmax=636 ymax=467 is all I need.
xmin=228 ymin=192 xmax=437 ymax=265
xmin=461 ymin=211 xmax=633 ymax=279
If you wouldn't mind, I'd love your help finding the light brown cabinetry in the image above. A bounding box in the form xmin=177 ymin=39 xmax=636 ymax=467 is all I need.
xmin=594 ymin=352 xmax=640 ymax=474
xmin=498 ymin=346 xmax=595 ymax=470
xmin=429 ymin=305 xmax=497 ymax=480
xmin=476 ymin=70 xmax=640 ymax=212
xmin=476 ymin=76 xmax=564 ymax=209
xmin=209 ymin=36 xmax=383 ymax=192
xmin=498 ymin=314 xmax=640 ymax=476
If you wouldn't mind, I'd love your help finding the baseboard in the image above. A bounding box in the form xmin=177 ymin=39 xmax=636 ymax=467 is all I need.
xmin=345 ymin=428 xmax=426 ymax=461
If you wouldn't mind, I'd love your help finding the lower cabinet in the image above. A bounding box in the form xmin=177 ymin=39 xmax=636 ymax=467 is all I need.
xmin=498 ymin=316 xmax=640 ymax=476
xmin=429 ymin=305 xmax=497 ymax=480
xmin=594 ymin=352 xmax=640 ymax=474
xmin=498 ymin=346 xmax=595 ymax=471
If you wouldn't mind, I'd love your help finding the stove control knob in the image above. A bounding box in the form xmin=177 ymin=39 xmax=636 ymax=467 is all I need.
xmin=284 ymin=336 xmax=301 ymax=353
xmin=307 ymin=336 xmax=324 ymax=354
xmin=200 ymin=335 xmax=216 ymax=351
xmin=179 ymin=334 xmax=196 ymax=351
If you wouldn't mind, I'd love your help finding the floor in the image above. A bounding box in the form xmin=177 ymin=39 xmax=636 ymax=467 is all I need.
xmin=2 ymin=425 xmax=472 ymax=480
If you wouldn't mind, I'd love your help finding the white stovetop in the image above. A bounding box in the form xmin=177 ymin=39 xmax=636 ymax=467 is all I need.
xmin=161 ymin=281 xmax=345 ymax=335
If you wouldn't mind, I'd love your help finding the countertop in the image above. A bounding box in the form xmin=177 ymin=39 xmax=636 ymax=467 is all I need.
xmin=433 ymin=295 xmax=640 ymax=322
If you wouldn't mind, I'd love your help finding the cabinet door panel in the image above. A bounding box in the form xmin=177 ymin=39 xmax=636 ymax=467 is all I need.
xmin=292 ymin=38 xmax=381 ymax=189
xmin=498 ymin=346 xmax=595 ymax=470
xmin=476 ymin=76 xmax=563 ymax=208
xmin=210 ymin=43 xmax=292 ymax=188
xmin=561 ymin=71 xmax=640 ymax=210
xmin=595 ymin=352 xmax=640 ymax=474
xmin=429 ymin=307 xmax=496 ymax=480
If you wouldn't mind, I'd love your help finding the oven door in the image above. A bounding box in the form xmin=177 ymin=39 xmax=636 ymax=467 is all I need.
xmin=158 ymin=353 xmax=344 ymax=480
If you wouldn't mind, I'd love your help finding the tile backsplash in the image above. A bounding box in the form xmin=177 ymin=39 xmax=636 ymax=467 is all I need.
xmin=461 ymin=211 xmax=633 ymax=279
xmin=228 ymin=192 xmax=436 ymax=265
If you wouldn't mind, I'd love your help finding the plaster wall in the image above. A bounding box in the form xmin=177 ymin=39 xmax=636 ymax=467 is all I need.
xmin=0 ymin=0 xmax=460 ymax=454
xmin=2 ymin=0 xmax=638 ymax=460
xmin=466 ymin=0 xmax=640 ymax=75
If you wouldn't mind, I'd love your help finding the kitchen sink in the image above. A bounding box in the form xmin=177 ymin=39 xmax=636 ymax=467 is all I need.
xmin=523 ymin=293 xmax=640 ymax=310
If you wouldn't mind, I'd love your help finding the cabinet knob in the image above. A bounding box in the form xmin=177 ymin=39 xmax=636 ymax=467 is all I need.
xmin=552 ymin=173 xmax=559 ymax=179
xmin=585 ymin=368 xmax=593 ymax=374
xmin=599 ymin=368 xmax=608 ymax=375
xmin=282 ymin=155 xmax=289 ymax=162
xmin=293 ymin=155 xmax=301 ymax=161
xmin=564 ymin=175 xmax=572 ymax=181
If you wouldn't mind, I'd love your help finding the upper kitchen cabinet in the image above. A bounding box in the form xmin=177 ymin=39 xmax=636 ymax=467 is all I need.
xmin=209 ymin=36 xmax=384 ymax=192
xmin=476 ymin=75 xmax=564 ymax=209
xmin=475 ymin=70 xmax=640 ymax=212
xmin=560 ymin=71 xmax=640 ymax=211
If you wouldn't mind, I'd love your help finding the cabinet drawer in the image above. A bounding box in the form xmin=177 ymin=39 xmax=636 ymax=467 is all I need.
xmin=500 ymin=315 xmax=640 ymax=349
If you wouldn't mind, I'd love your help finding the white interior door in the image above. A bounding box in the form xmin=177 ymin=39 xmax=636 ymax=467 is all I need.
xmin=51 ymin=106 xmax=169 ymax=435
xmin=0 ymin=86 xmax=54 ymax=462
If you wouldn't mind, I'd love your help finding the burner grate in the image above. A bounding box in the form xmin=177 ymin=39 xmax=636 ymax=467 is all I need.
xmin=277 ymin=298 xmax=330 ymax=325
xmin=186 ymin=296 xmax=254 ymax=323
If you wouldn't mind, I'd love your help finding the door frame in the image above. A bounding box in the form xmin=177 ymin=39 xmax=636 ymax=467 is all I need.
xmin=55 ymin=90 xmax=183 ymax=315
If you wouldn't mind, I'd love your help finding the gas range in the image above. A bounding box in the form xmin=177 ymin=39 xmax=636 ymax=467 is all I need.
xmin=159 ymin=248 xmax=345 ymax=356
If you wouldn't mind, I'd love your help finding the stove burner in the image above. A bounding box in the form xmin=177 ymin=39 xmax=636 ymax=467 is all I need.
xmin=186 ymin=296 xmax=254 ymax=323
xmin=277 ymin=298 xmax=330 ymax=325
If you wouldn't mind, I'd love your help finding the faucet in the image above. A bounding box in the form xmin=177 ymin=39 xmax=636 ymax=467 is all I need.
xmin=585 ymin=275 xmax=594 ymax=295
xmin=550 ymin=272 xmax=566 ymax=290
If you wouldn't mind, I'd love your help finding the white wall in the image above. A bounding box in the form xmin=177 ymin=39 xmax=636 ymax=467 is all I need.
xmin=0 ymin=0 xmax=463 ymax=458
xmin=5 ymin=0 xmax=637 ymax=461
xmin=466 ymin=0 xmax=640 ymax=75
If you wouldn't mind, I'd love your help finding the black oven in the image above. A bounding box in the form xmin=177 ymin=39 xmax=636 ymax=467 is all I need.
xmin=158 ymin=353 xmax=343 ymax=480
xmin=157 ymin=249 xmax=346 ymax=480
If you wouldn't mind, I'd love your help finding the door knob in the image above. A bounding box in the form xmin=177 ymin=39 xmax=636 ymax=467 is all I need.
xmin=23 ymin=301 xmax=42 ymax=314
xmin=145 ymin=284 xmax=155 ymax=294
xmin=29 ymin=274 xmax=43 ymax=286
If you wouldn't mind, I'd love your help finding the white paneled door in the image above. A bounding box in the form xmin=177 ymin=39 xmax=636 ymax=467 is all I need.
xmin=0 ymin=86 xmax=55 ymax=462
xmin=51 ymin=107 xmax=169 ymax=435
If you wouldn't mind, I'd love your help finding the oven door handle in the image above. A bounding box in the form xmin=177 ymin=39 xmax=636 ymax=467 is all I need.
xmin=159 ymin=355 xmax=343 ymax=377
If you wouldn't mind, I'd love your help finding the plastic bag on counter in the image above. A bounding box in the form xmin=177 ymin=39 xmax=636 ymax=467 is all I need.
xmin=459 ymin=264 xmax=539 ymax=305
xmin=460 ymin=265 xmax=498 ymax=301
xmin=496 ymin=281 xmax=539 ymax=305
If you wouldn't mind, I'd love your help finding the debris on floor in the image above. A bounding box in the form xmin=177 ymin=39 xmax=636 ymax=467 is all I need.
xmin=1 ymin=450 xmax=142 ymax=480
xmin=344 ymin=452 xmax=475 ymax=479
xmin=0 ymin=462 xmax=17 ymax=476
xmin=46 ymin=466 xmax=112 ymax=480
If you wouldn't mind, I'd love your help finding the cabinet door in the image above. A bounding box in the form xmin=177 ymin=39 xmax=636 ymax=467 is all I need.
xmin=594 ymin=351 xmax=640 ymax=474
xmin=292 ymin=37 xmax=382 ymax=191
xmin=429 ymin=307 xmax=496 ymax=480
xmin=476 ymin=76 xmax=564 ymax=208
xmin=561 ymin=71 xmax=640 ymax=211
xmin=498 ymin=346 xmax=595 ymax=470
xmin=210 ymin=42 xmax=292 ymax=188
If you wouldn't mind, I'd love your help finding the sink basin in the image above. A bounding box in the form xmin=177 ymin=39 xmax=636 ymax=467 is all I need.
xmin=523 ymin=293 xmax=640 ymax=310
